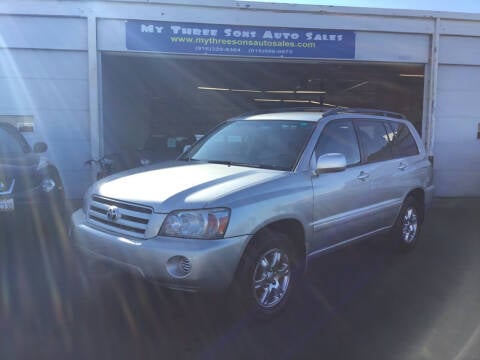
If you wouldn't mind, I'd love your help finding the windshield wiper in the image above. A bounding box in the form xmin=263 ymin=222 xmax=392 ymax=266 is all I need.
xmin=206 ymin=160 xmax=234 ymax=166
xmin=206 ymin=160 xmax=289 ymax=171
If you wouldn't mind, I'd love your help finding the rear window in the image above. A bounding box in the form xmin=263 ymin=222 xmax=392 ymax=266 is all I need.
xmin=387 ymin=122 xmax=419 ymax=158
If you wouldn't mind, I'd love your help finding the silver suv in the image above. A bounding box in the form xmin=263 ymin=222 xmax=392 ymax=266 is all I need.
xmin=72 ymin=108 xmax=434 ymax=318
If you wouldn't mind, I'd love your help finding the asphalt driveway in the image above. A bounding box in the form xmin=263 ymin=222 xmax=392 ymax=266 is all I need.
xmin=1 ymin=198 xmax=479 ymax=360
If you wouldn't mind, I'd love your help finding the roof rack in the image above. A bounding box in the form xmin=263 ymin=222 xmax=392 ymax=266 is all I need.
xmin=239 ymin=106 xmax=334 ymax=117
xmin=322 ymin=108 xmax=407 ymax=119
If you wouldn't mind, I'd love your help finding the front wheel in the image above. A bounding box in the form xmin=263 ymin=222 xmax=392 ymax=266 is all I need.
xmin=392 ymin=196 xmax=422 ymax=251
xmin=232 ymin=229 xmax=302 ymax=319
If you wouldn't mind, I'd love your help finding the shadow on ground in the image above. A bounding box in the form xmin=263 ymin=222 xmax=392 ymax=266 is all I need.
xmin=1 ymin=199 xmax=480 ymax=360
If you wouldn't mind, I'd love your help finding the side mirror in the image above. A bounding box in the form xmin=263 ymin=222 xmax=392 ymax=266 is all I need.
xmin=183 ymin=144 xmax=192 ymax=153
xmin=314 ymin=153 xmax=347 ymax=175
xmin=33 ymin=142 xmax=48 ymax=153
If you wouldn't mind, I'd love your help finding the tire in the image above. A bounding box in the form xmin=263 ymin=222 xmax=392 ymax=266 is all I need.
xmin=392 ymin=196 xmax=423 ymax=251
xmin=231 ymin=228 xmax=303 ymax=320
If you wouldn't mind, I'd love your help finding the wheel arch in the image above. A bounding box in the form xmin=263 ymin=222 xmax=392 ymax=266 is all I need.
xmin=240 ymin=218 xmax=307 ymax=267
xmin=405 ymin=188 xmax=425 ymax=223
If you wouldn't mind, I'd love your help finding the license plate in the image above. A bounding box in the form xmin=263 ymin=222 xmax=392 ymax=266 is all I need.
xmin=0 ymin=198 xmax=14 ymax=212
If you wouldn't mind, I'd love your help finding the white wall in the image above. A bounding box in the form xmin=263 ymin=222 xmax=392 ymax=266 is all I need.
xmin=5 ymin=1 xmax=480 ymax=197
xmin=436 ymin=66 xmax=480 ymax=196
xmin=0 ymin=15 xmax=90 ymax=198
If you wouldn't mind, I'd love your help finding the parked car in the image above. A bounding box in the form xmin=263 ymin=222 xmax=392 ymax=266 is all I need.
xmin=0 ymin=122 xmax=65 ymax=233
xmin=71 ymin=108 xmax=434 ymax=318
xmin=136 ymin=134 xmax=201 ymax=167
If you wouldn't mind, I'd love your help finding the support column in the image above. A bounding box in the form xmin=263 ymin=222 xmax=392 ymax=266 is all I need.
xmin=426 ymin=17 xmax=440 ymax=159
xmin=87 ymin=15 xmax=101 ymax=180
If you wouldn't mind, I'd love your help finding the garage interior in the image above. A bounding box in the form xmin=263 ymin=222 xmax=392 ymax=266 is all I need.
xmin=101 ymin=54 xmax=425 ymax=170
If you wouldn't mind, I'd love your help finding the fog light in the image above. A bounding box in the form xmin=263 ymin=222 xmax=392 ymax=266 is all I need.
xmin=41 ymin=178 xmax=56 ymax=192
xmin=166 ymin=256 xmax=192 ymax=278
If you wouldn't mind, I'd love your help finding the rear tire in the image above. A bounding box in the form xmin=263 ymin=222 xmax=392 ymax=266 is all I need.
xmin=231 ymin=228 xmax=303 ymax=320
xmin=392 ymin=196 xmax=422 ymax=251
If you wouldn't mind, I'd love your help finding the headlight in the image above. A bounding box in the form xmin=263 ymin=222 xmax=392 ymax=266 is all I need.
xmin=159 ymin=208 xmax=230 ymax=239
xmin=41 ymin=178 xmax=56 ymax=192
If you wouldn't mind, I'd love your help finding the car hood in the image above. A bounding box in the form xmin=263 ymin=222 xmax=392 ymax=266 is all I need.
xmin=92 ymin=161 xmax=286 ymax=213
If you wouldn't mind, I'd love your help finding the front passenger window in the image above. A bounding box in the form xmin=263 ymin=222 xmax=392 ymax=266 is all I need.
xmin=315 ymin=121 xmax=360 ymax=166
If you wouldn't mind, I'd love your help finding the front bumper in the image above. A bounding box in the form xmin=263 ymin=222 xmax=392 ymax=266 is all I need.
xmin=71 ymin=209 xmax=250 ymax=292
xmin=0 ymin=187 xmax=65 ymax=225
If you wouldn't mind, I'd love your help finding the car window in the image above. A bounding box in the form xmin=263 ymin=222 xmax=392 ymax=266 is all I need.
xmin=185 ymin=120 xmax=316 ymax=170
xmin=387 ymin=122 xmax=419 ymax=158
xmin=0 ymin=126 xmax=28 ymax=156
xmin=357 ymin=120 xmax=392 ymax=163
xmin=315 ymin=120 xmax=360 ymax=166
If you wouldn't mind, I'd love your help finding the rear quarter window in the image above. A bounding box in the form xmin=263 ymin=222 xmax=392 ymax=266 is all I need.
xmin=387 ymin=122 xmax=419 ymax=158
xmin=357 ymin=120 xmax=392 ymax=163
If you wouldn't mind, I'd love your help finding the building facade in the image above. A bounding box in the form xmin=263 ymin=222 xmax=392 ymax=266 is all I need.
xmin=1 ymin=0 xmax=479 ymax=198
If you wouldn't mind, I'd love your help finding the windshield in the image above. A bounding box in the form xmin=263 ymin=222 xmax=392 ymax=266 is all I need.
xmin=182 ymin=120 xmax=316 ymax=171
xmin=0 ymin=126 xmax=30 ymax=157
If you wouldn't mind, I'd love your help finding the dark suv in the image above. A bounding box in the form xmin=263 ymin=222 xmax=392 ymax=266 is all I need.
xmin=0 ymin=123 xmax=65 ymax=233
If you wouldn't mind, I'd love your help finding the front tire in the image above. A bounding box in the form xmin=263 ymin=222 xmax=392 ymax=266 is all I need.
xmin=232 ymin=228 xmax=302 ymax=319
xmin=393 ymin=196 xmax=422 ymax=251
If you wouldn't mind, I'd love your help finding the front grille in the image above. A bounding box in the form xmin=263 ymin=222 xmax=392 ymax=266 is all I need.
xmin=88 ymin=195 xmax=153 ymax=238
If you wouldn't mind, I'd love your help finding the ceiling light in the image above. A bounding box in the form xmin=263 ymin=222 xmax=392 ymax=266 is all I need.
xmin=254 ymin=99 xmax=282 ymax=102
xmin=283 ymin=99 xmax=311 ymax=103
xmin=399 ymin=74 xmax=425 ymax=78
xmin=342 ymin=81 xmax=369 ymax=92
xmin=231 ymin=89 xmax=263 ymax=93
xmin=295 ymin=90 xmax=327 ymax=94
xmin=265 ymin=90 xmax=295 ymax=94
xmin=322 ymin=103 xmax=340 ymax=107
xmin=197 ymin=86 xmax=229 ymax=91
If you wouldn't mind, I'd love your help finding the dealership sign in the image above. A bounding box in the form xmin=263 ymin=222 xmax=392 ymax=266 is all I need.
xmin=125 ymin=20 xmax=355 ymax=59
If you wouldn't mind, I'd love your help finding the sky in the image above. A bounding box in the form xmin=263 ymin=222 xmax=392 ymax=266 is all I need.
xmin=248 ymin=0 xmax=480 ymax=13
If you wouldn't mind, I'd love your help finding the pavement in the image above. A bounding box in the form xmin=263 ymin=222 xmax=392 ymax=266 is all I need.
xmin=1 ymin=198 xmax=480 ymax=360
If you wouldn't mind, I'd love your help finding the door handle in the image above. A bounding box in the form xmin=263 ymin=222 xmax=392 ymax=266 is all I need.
xmin=398 ymin=162 xmax=407 ymax=171
xmin=357 ymin=171 xmax=369 ymax=181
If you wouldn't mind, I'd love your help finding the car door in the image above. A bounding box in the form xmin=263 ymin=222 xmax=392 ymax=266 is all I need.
xmin=311 ymin=119 xmax=372 ymax=253
xmin=383 ymin=121 xmax=422 ymax=225
xmin=355 ymin=119 xmax=400 ymax=231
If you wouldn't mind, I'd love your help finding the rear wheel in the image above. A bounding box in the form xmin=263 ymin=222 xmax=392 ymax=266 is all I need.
xmin=232 ymin=228 xmax=302 ymax=319
xmin=393 ymin=196 xmax=422 ymax=251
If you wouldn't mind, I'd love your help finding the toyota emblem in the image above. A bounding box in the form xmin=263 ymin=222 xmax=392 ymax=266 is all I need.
xmin=106 ymin=206 xmax=121 ymax=221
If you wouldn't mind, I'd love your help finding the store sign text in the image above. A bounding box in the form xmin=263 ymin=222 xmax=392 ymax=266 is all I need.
xmin=126 ymin=20 xmax=356 ymax=59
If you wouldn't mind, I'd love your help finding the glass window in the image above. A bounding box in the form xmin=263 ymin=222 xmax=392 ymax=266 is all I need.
xmin=387 ymin=122 xmax=419 ymax=158
xmin=184 ymin=120 xmax=316 ymax=171
xmin=315 ymin=120 xmax=360 ymax=166
xmin=357 ymin=121 xmax=392 ymax=163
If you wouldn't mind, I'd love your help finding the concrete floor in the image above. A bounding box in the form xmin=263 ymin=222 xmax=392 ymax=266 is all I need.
xmin=1 ymin=199 xmax=479 ymax=360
